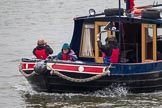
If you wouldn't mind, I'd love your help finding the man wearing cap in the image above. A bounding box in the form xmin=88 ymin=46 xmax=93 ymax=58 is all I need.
xmin=56 ymin=43 xmax=77 ymax=61
xmin=33 ymin=39 xmax=53 ymax=60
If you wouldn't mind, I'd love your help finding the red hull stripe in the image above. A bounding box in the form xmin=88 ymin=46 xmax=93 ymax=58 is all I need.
xmin=21 ymin=63 xmax=105 ymax=74
xmin=21 ymin=63 xmax=26 ymax=69
xmin=21 ymin=63 xmax=35 ymax=70
xmin=84 ymin=67 xmax=103 ymax=73
xmin=28 ymin=64 xmax=35 ymax=69
xmin=52 ymin=64 xmax=79 ymax=71
xmin=52 ymin=64 xmax=104 ymax=74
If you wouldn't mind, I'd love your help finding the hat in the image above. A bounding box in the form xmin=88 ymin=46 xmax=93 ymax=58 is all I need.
xmin=37 ymin=39 xmax=44 ymax=45
xmin=108 ymin=36 xmax=117 ymax=42
xmin=62 ymin=43 xmax=70 ymax=49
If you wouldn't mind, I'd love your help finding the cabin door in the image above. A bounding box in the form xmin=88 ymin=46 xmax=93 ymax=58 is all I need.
xmin=95 ymin=22 xmax=115 ymax=63
xmin=142 ymin=24 xmax=157 ymax=62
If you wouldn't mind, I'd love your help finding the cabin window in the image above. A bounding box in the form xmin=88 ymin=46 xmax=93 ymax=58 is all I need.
xmin=142 ymin=24 xmax=156 ymax=62
xmin=157 ymin=28 xmax=162 ymax=39
xmin=145 ymin=28 xmax=153 ymax=59
xmin=95 ymin=21 xmax=114 ymax=63
xmin=98 ymin=26 xmax=108 ymax=57
xmin=80 ymin=24 xmax=95 ymax=57
xmin=157 ymin=27 xmax=162 ymax=60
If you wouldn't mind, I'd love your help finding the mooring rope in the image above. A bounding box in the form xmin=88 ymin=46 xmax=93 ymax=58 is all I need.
xmin=47 ymin=64 xmax=111 ymax=83
xmin=19 ymin=64 xmax=37 ymax=77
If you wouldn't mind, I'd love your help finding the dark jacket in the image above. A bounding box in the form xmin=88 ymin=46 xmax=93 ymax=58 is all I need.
xmin=97 ymin=41 xmax=118 ymax=56
xmin=33 ymin=45 xmax=53 ymax=59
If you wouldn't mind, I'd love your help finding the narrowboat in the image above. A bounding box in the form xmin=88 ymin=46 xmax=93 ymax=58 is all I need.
xmin=19 ymin=0 xmax=162 ymax=93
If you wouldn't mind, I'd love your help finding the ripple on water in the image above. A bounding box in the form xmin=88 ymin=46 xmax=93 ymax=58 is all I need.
xmin=14 ymin=81 xmax=162 ymax=107
xmin=92 ymin=84 xmax=128 ymax=98
xmin=14 ymin=82 xmax=131 ymax=107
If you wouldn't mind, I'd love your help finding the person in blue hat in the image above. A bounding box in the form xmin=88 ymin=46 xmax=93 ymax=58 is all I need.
xmin=56 ymin=43 xmax=78 ymax=61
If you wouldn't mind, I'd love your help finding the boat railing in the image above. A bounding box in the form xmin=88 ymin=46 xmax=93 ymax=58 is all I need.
xmin=136 ymin=3 xmax=162 ymax=9
xmin=21 ymin=58 xmax=42 ymax=62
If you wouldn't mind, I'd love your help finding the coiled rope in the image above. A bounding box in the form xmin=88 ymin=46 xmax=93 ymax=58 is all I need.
xmin=47 ymin=64 xmax=111 ymax=83
xmin=19 ymin=64 xmax=37 ymax=77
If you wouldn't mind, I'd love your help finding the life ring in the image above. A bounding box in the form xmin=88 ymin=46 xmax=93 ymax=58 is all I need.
xmin=141 ymin=8 xmax=162 ymax=19
xmin=104 ymin=8 xmax=124 ymax=16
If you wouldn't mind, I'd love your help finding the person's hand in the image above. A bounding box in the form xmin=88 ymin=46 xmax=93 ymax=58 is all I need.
xmin=96 ymin=33 xmax=100 ymax=41
xmin=96 ymin=33 xmax=100 ymax=38
xmin=44 ymin=41 xmax=47 ymax=46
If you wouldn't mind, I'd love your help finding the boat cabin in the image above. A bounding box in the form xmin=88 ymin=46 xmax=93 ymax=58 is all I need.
xmin=70 ymin=8 xmax=162 ymax=64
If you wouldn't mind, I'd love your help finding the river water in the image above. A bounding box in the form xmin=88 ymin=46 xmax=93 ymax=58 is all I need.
xmin=0 ymin=0 xmax=162 ymax=108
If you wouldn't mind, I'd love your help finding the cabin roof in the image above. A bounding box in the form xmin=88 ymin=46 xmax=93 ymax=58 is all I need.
xmin=75 ymin=15 xmax=162 ymax=24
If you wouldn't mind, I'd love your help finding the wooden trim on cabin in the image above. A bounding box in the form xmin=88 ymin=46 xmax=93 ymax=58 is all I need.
xmin=141 ymin=24 xmax=145 ymax=62
xmin=141 ymin=24 xmax=157 ymax=63
xmin=153 ymin=25 xmax=157 ymax=61
xmin=95 ymin=21 xmax=116 ymax=63
xmin=95 ymin=22 xmax=108 ymax=63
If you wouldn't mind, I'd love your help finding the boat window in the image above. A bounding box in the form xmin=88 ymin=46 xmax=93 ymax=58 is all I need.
xmin=142 ymin=23 xmax=156 ymax=62
xmin=157 ymin=27 xmax=162 ymax=60
xmin=145 ymin=28 xmax=153 ymax=59
xmin=157 ymin=28 xmax=162 ymax=40
xmin=100 ymin=26 xmax=107 ymax=44
xmin=99 ymin=25 xmax=107 ymax=56
xmin=95 ymin=21 xmax=111 ymax=63
xmin=80 ymin=24 xmax=95 ymax=57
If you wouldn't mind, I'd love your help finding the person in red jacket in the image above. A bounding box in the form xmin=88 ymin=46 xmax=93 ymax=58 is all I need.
xmin=56 ymin=43 xmax=78 ymax=61
xmin=96 ymin=34 xmax=119 ymax=64
xmin=124 ymin=0 xmax=135 ymax=12
xmin=33 ymin=39 xmax=53 ymax=60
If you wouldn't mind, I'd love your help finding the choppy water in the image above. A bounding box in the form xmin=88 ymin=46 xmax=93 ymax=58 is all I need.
xmin=0 ymin=0 xmax=162 ymax=108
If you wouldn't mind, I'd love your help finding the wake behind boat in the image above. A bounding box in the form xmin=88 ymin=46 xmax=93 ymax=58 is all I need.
xmin=19 ymin=0 xmax=162 ymax=93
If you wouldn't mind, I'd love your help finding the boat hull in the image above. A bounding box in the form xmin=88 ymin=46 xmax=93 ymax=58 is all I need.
xmin=20 ymin=61 xmax=162 ymax=93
